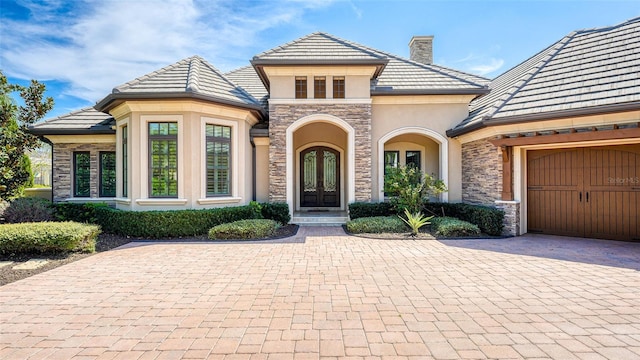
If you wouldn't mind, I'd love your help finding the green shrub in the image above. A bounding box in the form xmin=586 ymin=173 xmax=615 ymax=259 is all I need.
xmin=208 ymin=219 xmax=280 ymax=240
xmin=431 ymin=217 xmax=480 ymax=237
xmin=348 ymin=202 xmax=393 ymax=220
xmin=3 ymin=197 xmax=54 ymax=223
xmin=424 ymin=202 xmax=504 ymax=236
xmin=95 ymin=205 xmax=260 ymax=238
xmin=400 ymin=209 xmax=433 ymax=236
xmin=0 ymin=221 xmax=100 ymax=254
xmin=346 ymin=216 xmax=408 ymax=234
xmin=384 ymin=165 xmax=446 ymax=214
xmin=260 ymin=202 xmax=291 ymax=225
xmin=54 ymin=202 xmax=110 ymax=223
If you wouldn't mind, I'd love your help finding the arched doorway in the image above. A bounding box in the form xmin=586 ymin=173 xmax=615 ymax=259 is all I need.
xmin=300 ymin=146 xmax=340 ymax=207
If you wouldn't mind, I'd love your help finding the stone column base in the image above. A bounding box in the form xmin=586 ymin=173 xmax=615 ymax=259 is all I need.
xmin=494 ymin=200 xmax=520 ymax=237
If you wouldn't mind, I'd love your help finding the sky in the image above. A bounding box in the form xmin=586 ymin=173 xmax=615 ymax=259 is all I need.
xmin=1 ymin=0 xmax=638 ymax=120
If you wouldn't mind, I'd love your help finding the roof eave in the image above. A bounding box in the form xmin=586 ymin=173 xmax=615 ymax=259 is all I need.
xmin=250 ymin=58 xmax=388 ymax=66
xmin=250 ymin=59 xmax=389 ymax=91
xmin=95 ymin=92 xmax=267 ymax=119
xmin=447 ymin=101 xmax=640 ymax=138
xmin=372 ymin=88 xmax=490 ymax=96
xmin=28 ymin=127 xmax=116 ymax=136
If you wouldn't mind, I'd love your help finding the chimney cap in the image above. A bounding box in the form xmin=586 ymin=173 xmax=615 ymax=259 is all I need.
xmin=409 ymin=35 xmax=434 ymax=47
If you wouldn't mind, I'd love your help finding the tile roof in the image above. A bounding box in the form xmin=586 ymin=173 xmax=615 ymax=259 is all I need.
xmin=252 ymin=32 xmax=388 ymax=63
xmin=251 ymin=32 xmax=489 ymax=94
xmin=96 ymin=56 xmax=264 ymax=113
xmin=224 ymin=65 xmax=269 ymax=109
xmin=450 ymin=17 xmax=640 ymax=136
xmin=29 ymin=107 xmax=114 ymax=135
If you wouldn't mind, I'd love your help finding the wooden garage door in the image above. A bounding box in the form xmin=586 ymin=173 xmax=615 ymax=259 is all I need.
xmin=528 ymin=144 xmax=640 ymax=241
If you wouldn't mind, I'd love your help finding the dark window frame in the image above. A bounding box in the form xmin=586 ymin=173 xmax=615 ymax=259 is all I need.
xmin=99 ymin=151 xmax=116 ymax=197
xmin=406 ymin=150 xmax=422 ymax=170
xmin=148 ymin=122 xmax=178 ymax=198
xmin=295 ymin=76 xmax=307 ymax=99
xmin=73 ymin=151 xmax=91 ymax=198
xmin=333 ymin=76 xmax=345 ymax=99
xmin=314 ymin=76 xmax=326 ymax=99
xmin=205 ymin=124 xmax=232 ymax=197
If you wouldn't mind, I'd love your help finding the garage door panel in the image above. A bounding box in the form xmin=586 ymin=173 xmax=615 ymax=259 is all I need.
xmin=528 ymin=190 xmax=583 ymax=236
xmin=527 ymin=144 xmax=640 ymax=241
xmin=587 ymin=190 xmax=639 ymax=240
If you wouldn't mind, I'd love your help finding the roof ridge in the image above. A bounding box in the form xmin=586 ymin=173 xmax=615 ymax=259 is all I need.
xmin=253 ymin=31 xmax=387 ymax=61
xmin=196 ymin=57 xmax=260 ymax=105
xmin=112 ymin=56 xmax=195 ymax=93
xmin=480 ymin=32 xmax=578 ymax=120
xmin=314 ymin=32 xmax=387 ymax=60
xmin=574 ymin=15 xmax=640 ymax=35
xmin=186 ymin=56 xmax=201 ymax=93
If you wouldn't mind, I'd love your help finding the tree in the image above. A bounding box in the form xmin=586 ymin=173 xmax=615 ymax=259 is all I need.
xmin=383 ymin=165 xmax=446 ymax=214
xmin=0 ymin=71 xmax=54 ymax=199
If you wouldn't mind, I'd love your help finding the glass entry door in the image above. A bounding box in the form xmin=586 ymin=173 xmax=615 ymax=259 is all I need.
xmin=300 ymin=147 xmax=340 ymax=207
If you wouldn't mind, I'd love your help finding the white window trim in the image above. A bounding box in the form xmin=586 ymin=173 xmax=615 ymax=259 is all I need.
xmin=116 ymin=118 xmax=129 ymax=199
xmin=199 ymin=117 xmax=238 ymax=202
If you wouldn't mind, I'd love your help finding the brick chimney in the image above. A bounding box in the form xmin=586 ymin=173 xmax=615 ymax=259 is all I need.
xmin=409 ymin=35 xmax=434 ymax=65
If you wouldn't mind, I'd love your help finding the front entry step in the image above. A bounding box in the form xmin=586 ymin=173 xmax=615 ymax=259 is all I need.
xmin=292 ymin=211 xmax=349 ymax=226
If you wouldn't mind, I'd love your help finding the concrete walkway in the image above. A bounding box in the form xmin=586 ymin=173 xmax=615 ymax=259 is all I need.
xmin=1 ymin=227 xmax=639 ymax=359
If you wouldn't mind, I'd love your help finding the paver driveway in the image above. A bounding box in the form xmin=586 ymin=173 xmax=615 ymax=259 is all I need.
xmin=1 ymin=227 xmax=640 ymax=359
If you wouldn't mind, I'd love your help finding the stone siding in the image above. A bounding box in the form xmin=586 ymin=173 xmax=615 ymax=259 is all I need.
xmin=52 ymin=143 xmax=116 ymax=202
xmin=495 ymin=200 xmax=520 ymax=237
xmin=461 ymin=138 xmax=502 ymax=205
xmin=268 ymin=103 xmax=372 ymax=203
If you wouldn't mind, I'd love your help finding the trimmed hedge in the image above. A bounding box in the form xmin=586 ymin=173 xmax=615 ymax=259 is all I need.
xmin=348 ymin=202 xmax=393 ymax=220
xmin=346 ymin=216 xmax=408 ymax=234
xmin=95 ymin=205 xmax=260 ymax=238
xmin=0 ymin=221 xmax=100 ymax=254
xmin=209 ymin=219 xmax=280 ymax=240
xmin=424 ymin=203 xmax=504 ymax=236
xmin=54 ymin=202 xmax=110 ymax=223
xmin=348 ymin=201 xmax=504 ymax=236
xmin=431 ymin=217 xmax=480 ymax=237
xmin=260 ymin=202 xmax=291 ymax=225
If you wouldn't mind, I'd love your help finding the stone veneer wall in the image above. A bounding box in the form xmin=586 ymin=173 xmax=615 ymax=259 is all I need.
xmin=52 ymin=143 xmax=116 ymax=202
xmin=495 ymin=200 xmax=520 ymax=237
xmin=461 ymin=138 xmax=502 ymax=205
xmin=268 ymin=103 xmax=372 ymax=203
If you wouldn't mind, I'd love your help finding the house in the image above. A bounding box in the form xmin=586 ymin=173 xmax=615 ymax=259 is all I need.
xmin=30 ymin=17 xmax=640 ymax=240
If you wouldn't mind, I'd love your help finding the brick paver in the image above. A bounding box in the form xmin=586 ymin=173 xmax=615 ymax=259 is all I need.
xmin=1 ymin=228 xmax=639 ymax=359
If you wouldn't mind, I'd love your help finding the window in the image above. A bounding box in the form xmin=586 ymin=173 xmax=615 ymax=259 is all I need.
xmin=384 ymin=151 xmax=399 ymax=175
xmin=406 ymin=151 xmax=421 ymax=170
xmin=206 ymin=124 xmax=231 ymax=196
xmin=295 ymin=76 xmax=307 ymax=99
xmin=333 ymin=77 xmax=345 ymax=99
xmin=314 ymin=76 xmax=326 ymax=99
xmin=73 ymin=152 xmax=90 ymax=197
xmin=149 ymin=122 xmax=178 ymax=197
xmin=99 ymin=152 xmax=116 ymax=197
xmin=122 ymin=126 xmax=128 ymax=197
xmin=383 ymin=151 xmax=399 ymax=196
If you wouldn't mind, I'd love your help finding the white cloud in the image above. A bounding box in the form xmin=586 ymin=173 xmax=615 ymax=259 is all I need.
xmin=0 ymin=0 xmax=336 ymax=103
xmin=468 ymin=58 xmax=505 ymax=76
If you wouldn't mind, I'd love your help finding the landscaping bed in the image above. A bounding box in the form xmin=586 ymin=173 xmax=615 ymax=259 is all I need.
xmin=0 ymin=224 xmax=299 ymax=286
